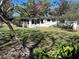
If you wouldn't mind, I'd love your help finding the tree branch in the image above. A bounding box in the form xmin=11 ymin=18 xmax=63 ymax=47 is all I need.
xmin=32 ymin=39 xmax=42 ymax=49
xmin=0 ymin=0 xmax=3 ymax=6
xmin=0 ymin=40 xmax=17 ymax=48
xmin=7 ymin=7 xmax=13 ymax=12
xmin=30 ymin=36 xmax=44 ymax=49
xmin=0 ymin=15 xmax=16 ymax=37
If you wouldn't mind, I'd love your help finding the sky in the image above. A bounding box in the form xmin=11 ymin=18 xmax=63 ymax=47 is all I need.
xmin=12 ymin=0 xmax=79 ymax=5
xmin=12 ymin=0 xmax=28 ymax=6
xmin=12 ymin=0 xmax=60 ymax=8
xmin=68 ymin=0 xmax=79 ymax=2
xmin=12 ymin=0 xmax=79 ymax=7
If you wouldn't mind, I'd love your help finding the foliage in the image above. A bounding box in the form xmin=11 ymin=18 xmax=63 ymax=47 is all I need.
xmin=35 ymin=31 xmax=79 ymax=59
xmin=0 ymin=28 xmax=79 ymax=59
xmin=57 ymin=0 xmax=70 ymax=16
xmin=58 ymin=13 xmax=79 ymax=21
xmin=15 ymin=0 xmax=52 ymax=17
xmin=0 ymin=0 xmax=13 ymax=20
xmin=12 ymin=17 xmax=22 ymax=27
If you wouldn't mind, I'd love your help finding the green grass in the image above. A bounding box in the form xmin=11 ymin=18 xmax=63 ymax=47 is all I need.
xmin=0 ymin=24 xmax=79 ymax=35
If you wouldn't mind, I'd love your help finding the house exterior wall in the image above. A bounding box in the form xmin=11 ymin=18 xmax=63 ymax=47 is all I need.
xmin=27 ymin=19 xmax=58 ymax=28
xmin=19 ymin=17 xmax=79 ymax=29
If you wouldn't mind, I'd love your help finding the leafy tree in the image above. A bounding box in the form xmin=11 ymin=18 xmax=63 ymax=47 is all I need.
xmin=57 ymin=0 xmax=70 ymax=16
xmin=0 ymin=0 xmax=15 ymax=35
xmin=15 ymin=0 xmax=52 ymax=17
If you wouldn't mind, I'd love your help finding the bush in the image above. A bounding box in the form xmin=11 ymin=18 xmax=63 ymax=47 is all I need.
xmin=34 ymin=31 xmax=79 ymax=59
xmin=12 ymin=19 xmax=22 ymax=27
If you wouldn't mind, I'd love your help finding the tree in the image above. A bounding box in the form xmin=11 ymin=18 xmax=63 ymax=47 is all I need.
xmin=0 ymin=0 xmax=15 ymax=35
xmin=0 ymin=0 xmax=54 ymax=59
xmin=15 ymin=0 xmax=52 ymax=17
xmin=57 ymin=0 xmax=70 ymax=16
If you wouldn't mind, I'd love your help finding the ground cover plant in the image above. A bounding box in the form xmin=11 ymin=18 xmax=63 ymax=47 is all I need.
xmin=0 ymin=27 xmax=79 ymax=59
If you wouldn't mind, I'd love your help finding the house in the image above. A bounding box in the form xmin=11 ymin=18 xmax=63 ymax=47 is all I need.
xmin=14 ymin=16 xmax=78 ymax=31
xmin=15 ymin=16 xmax=58 ymax=28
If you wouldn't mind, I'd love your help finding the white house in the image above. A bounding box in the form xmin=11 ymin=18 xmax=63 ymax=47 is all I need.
xmin=20 ymin=17 xmax=58 ymax=28
xmin=14 ymin=16 xmax=78 ymax=31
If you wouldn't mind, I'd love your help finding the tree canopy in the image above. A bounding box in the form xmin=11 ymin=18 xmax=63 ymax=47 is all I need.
xmin=15 ymin=0 xmax=52 ymax=17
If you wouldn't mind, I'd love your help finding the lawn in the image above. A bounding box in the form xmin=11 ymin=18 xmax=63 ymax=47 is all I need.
xmin=0 ymin=24 xmax=79 ymax=35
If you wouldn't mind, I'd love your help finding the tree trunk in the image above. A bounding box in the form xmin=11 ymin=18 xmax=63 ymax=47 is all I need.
xmin=0 ymin=0 xmax=3 ymax=5
xmin=0 ymin=41 xmax=35 ymax=59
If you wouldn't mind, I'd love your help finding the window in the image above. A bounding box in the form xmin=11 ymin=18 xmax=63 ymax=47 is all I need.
xmin=37 ymin=19 xmax=40 ymax=24
xmin=32 ymin=19 xmax=35 ymax=24
xmin=41 ymin=19 xmax=43 ymax=23
xmin=47 ymin=19 xmax=50 ymax=22
xmin=35 ymin=20 xmax=37 ymax=24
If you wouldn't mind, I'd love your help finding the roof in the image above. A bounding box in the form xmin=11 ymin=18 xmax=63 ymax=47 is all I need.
xmin=15 ymin=16 xmax=58 ymax=20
